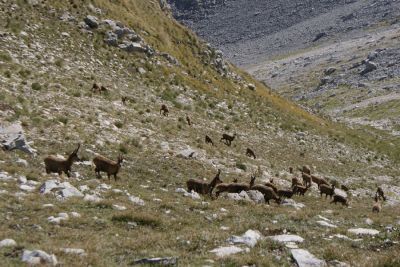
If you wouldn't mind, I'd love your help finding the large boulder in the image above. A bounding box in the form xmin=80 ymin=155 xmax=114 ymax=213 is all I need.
xmin=104 ymin=31 xmax=118 ymax=46
xmin=118 ymin=42 xmax=146 ymax=53
xmin=21 ymin=250 xmax=58 ymax=266
xmin=0 ymin=123 xmax=36 ymax=155
xmin=291 ymin=249 xmax=326 ymax=267
xmin=227 ymin=229 xmax=263 ymax=248
xmin=84 ymin=15 xmax=99 ymax=29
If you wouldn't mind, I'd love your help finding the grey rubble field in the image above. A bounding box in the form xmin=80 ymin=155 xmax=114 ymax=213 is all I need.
xmin=0 ymin=0 xmax=400 ymax=266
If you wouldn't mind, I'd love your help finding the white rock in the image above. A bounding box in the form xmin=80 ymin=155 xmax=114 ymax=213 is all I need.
xmin=365 ymin=218 xmax=373 ymax=225
xmin=97 ymin=183 xmax=111 ymax=191
xmin=0 ymin=172 xmax=14 ymax=181
xmin=348 ymin=228 xmax=379 ymax=236
xmin=332 ymin=234 xmax=362 ymax=242
xmin=128 ymin=195 xmax=145 ymax=206
xmin=18 ymin=175 xmax=28 ymax=184
xmin=0 ymin=239 xmax=17 ymax=248
xmin=226 ymin=191 xmax=252 ymax=202
xmin=316 ymin=220 xmax=337 ymax=228
xmin=247 ymin=190 xmax=265 ymax=203
xmin=227 ymin=229 xmax=263 ymax=248
xmin=112 ymin=204 xmax=127 ymax=211
xmin=291 ymin=249 xmax=326 ymax=267
xmin=42 ymin=204 xmax=54 ymax=208
xmin=20 ymin=184 xmax=36 ymax=192
xmin=79 ymin=185 xmax=90 ymax=192
xmin=58 ymin=213 xmax=69 ymax=219
xmin=220 ymin=226 xmax=230 ymax=231
xmin=269 ymin=234 xmax=304 ymax=243
xmin=281 ymin=199 xmax=305 ymax=209
xmin=184 ymin=190 xmax=201 ymax=200
xmin=84 ymin=194 xmax=102 ymax=203
xmin=285 ymin=242 xmax=298 ymax=249
xmin=175 ymin=188 xmax=187 ymax=193
xmin=60 ymin=248 xmax=86 ymax=256
xmin=70 ymin=212 xmax=81 ymax=218
xmin=21 ymin=250 xmax=58 ymax=266
xmin=210 ymin=246 xmax=244 ymax=257
xmin=16 ymin=158 xmax=28 ymax=167
xmin=334 ymin=189 xmax=347 ymax=198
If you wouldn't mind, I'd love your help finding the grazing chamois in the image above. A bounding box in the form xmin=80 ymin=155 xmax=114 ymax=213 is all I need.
xmin=376 ymin=186 xmax=386 ymax=201
xmin=186 ymin=169 xmax=222 ymax=196
xmin=220 ymin=133 xmax=236 ymax=146
xmin=301 ymin=172 xmax=312 ymax=187
xmin=289 ymin=167 xmax=294 ymax=174
xmin=277 ymin=188 xmax=295 ymax=199
xmin=92 ymin=83 xmax=100 ymax=93
xmin=341 ymin=184 xmax=349 ymax=192
xmin=331 ymin=194 xmax=349 ymax=206
xmin=186 ymin=114 xmax=191 ymax=126
xmin=372 ymin=195 xmax=381 ymax=213
xmin=44 ymin=144 xmax=81 ymax=178
xmin=311 ymin=174 xmax=329 ymax=188
xmin=251 ymin=185 xmax=281 ymax=204
xmin=100 ymin=85 xmax=108 ymax=93
xmin=293 ymin=184 xmax=310 ymax=196
xmin=93 ymin=154 xmax=123 ymax=181
xmin=298 ymin=165 xmax=311 ymax=175
xmin=246 ymin=148 xmax=256 ymax=159
xmin=205 ymin=135 xmax=214 ymax=146
xmin=320 ymin=184 xmax=335 ymax=199
xmin=215 ymin=173 xmax=256 ymax=197
xmin=160 ymin=104 xmax=169 ymax=116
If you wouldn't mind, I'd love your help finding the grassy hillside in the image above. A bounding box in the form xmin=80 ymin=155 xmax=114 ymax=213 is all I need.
xmin=0 ymin=1 xmax=399 ymax=266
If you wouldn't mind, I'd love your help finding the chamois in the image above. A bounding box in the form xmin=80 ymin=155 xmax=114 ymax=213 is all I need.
xmin=205 ymin=135 xmax=214 ymax=146
xmin=121 ymin=96 xmax=128 ymax=105
xmin=264 ymin=180 xmax=278 ymax=193
xmin=215 ymin=173 xmax=256 ymax=198
xmin=93 ymin=154 xmax=123 ymax=181
xmin=289 ymin=167 xmax=294 ymax=174
xmin=376 ymin=186 xmax=386 ymax=201
xmin=44 ymin=144 xmax=81 ymax=178
xmin=277 ymin=188 xmax=294 ymax=199
xmin=186 ymin=169 xmax=222 ymax=196
xmin=220 ymin=133 xmax=236 ymax=146
xmin=293 ymin=184 xmax=310 ymax=196
xmin=100 ymin=85 xmax=108 ymax=93
xmin=291 ymin=176 xmax=300 ymax=188
xmin=319 ymin=184 xmax=335 ymax=199
xmin=330 ymin=194 xmax=349 ymax=206
xmin=251 ymin=185 xmax=281 ymax=204
xmin=341 ymin=184 xmax=349 ymax=192
xmin=299 ymin=165 xmax=311 ymax=175
xmin=246 ymin=148 xmax=256 ymax=159
xmin=186 ymin=114 xmax=191 ymax=126
xmin=301 ymin=172 xmax=312 ymax=187
xmin=160 ymin=104 xmax=169 ymax=116
xmin=311 ymin=174 xmax=329 ymax=188
xmin=372 ymin=196 xmax=381 ymax=213
xmin=92 ymin=83 xmax=100 ymax=93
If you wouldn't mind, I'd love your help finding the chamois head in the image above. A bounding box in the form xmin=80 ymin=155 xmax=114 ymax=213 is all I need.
xmin=68 ymin=144 xmax=81 ymax=162
xmin=117 ymin=154 xmax=123 ymax=165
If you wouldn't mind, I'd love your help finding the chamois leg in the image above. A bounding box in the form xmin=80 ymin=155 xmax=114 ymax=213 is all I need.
xmin=46 ymin=168 xmax=50 ymax=174
xmin=114 ymin=174 xmax=117 ymax=182
xmin=58 ymin=171 xmax=62 ymax=176
xmin=66 ymin=170 xmax=71 ymax=178
xmin=107 ymin=173 xmax=111 ymax=181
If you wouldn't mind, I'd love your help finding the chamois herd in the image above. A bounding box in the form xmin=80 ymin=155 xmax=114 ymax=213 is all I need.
xmin=43 ymin=95 xmax=386 ymax=213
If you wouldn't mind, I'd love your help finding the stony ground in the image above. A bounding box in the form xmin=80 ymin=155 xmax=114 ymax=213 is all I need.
xmin=0 ymin=1 xmax=400 ymax=266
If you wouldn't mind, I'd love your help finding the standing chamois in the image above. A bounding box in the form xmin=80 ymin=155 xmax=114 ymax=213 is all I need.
xmin=44 ymin=144 xmax=81 ymax=178
xmin=186 ymin=169 xmax=223 ymax=196
xmin=215 ymin=173 xmax=256 ymax=197
xmin=93 ymin=154 xmax=124 ymax=181
xmin=376 ymin=186 xmax=386 ymax=201
xmin=246 ymin=148 xmax=256 ymax=159
xmin=160 ymin=104 xmax=169 ymax=116
xmin=205 ymin=135 xmax=214 ymax=146
xmin=186 ymin=114 xmax=191 ymax=126
xmin=220 ymin=133 xmax=237 ymax=146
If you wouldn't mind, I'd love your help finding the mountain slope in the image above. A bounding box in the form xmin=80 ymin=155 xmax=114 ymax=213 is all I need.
xmin=0 ymin=1 xmax=400 ymax=266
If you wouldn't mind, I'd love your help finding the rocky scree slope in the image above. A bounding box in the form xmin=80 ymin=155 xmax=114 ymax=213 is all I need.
xmin=0 ymin=0 xmax=400 ymax=266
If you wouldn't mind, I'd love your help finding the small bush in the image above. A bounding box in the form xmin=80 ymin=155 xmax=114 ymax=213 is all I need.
xmin=114 ymin=121 xmax=123 ymax=128
xmin=31 ymin=82 xmax=42 ymax=91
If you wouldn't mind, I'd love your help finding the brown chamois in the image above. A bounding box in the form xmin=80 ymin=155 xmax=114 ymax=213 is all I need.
xmin=376 ymin=186 xmax=386 ymax=201
xmin=301 ymin=172 xmax=312 ymax=187
xmin=121 ymin=96 xmax=128 ymax=105
xmin=293 ymin=184 xmax=310 ymax=196
xmin=298 ymin=165 xmax=311 ymax=175
xmin=186 ymin=169 xmax=222 ymax=196
xmin=289 ymin=167 xmax=294 ymax=174
xmin=92 ymin=83 xmax=100 ymax=93
xmin=246 ymin=148 xmax=256 ymax=159
xmin=341 ymin=184 xmax=350 ymax=192
xmin=100 ymin=85 xmax=108 ymax=93
xmin=93 ymin=154 xmax=123 ymax=181
xmin=331 ymin=194 xmax=349 ymax=206
xmin=319 ymin=184 xmax=335 ymax=199
xmin=264 ymin=180 xmax=278 ymax=193
xmin=186 ymin=114 xmax=191 ymax=126
xmin=220 ymin=133 xmax=237 ymax=146
xmin=277 ymin=188 xmax=295 ymax=199
xmin=215 ymin=173 xmax=256 ymax=198
xmin=291 ymin=176 xmax=300 ymax=188
xmin=372 ymin=196 xmax=381 ymax=213
xmin=251 ymin=185 xmax=281 ymax=204
xmin=205 ymin=135 xmax=214 ymax=146
xmin=160 ymin=104 xmax=169 ymax=116
xmin=44 ymin=144 xmax=81 ymax=178
xmin=311 ymin=174 xmax=330 ymax=188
